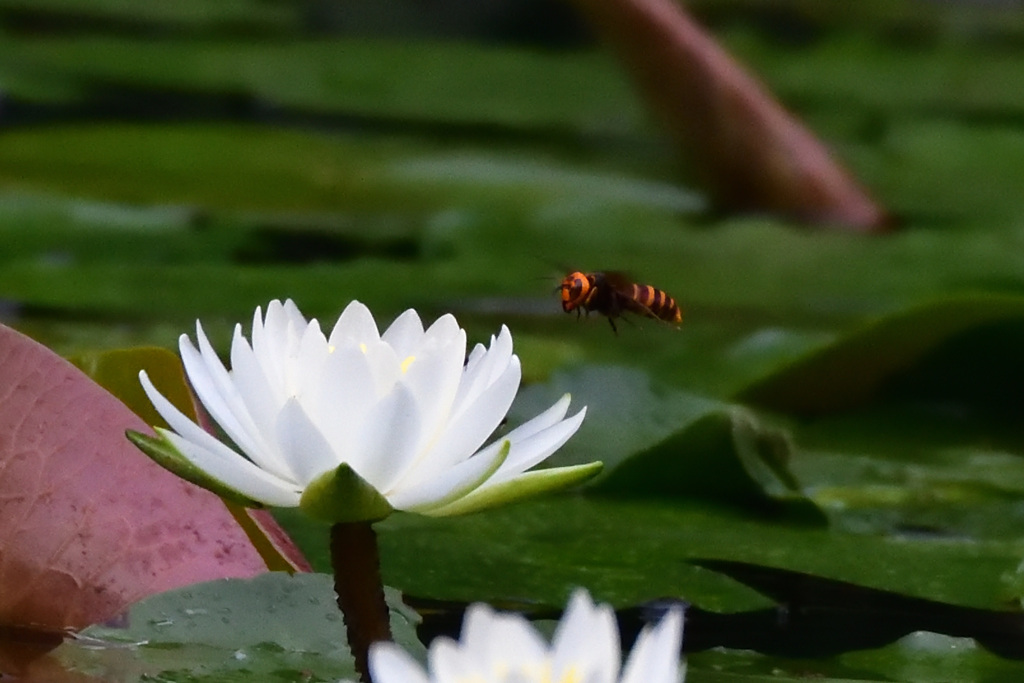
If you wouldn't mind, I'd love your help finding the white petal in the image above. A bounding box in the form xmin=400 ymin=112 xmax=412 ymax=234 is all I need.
xmin=428 ymin=637 xmax=475 ymax=683
xmin=249 ymin=303 xmax=281 ymax=395
xmin=228 ymin=325 xmax=282 ymax=446
xmin=352 ymin=383 xmax=422 ymax=492
xmin=273 ymin=398 xmax=340 ymax=486
xmin=256 ymin=300 xmax=302 ymax=392
xmin=456 ymin=602 xmax=501 ymax=649
xmin=380 ymin=308 xmax=424 ymax=358
xmin=467 ymin=605 xmax=547 ymax=666
xmin=294 ymin=318 xmax=330 ymax=393
xmin=185 ymin=324 xmax=291 ymax=480
xmin=328 ymin=300 xmax=380 ymax=346
xmin=420 ymin=313 xmax=462 ymax=347
xmin=620 ymin=607 xmax=684 ymax=683
xmin=553 ymin=590 xmax=619 ymax=683
xmin=369 ymin=641 xmax=430 ymax=683
xmin=141 ymin=369 xmax=246 ymax=467
xmin=140 ymin=370 xmax=300 ymax=498
xmin=483 ymin=326 xmax=514 ymax=383
xmin=449 ymin=327 xmax=514 ymax=421
xmin=402 ymin=326 xmax=465 ymax=414
xmin=397 ymin=329 xmax=467 ymax=473
xmin=502 ymin=393 xmax=572 ymax=444
xmin=305 ymin=342 xmax=376 ymax=458
xmin=248 ymin=303 xmax=268 ymax=362
xmin=363 ymin=338 xmax=402 ymax=397
xmin=386 ymin=438 xmax=507 ymax=512
xmin=282 ymin=298 xmax=307 ymax=326
xmin=463 ymin=342 xmax=487 ymax=374
xmin=489 ymin=405 xmax=587 ymax=485
xmin=399 ymin=358 xmax=519 ymax=489
xmin=432 ymin=358 xmax=520 ymax=458
xmin=159 ymin=429 xmax=302 ymax=507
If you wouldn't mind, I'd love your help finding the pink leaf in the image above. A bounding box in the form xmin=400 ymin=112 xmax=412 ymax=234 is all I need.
xmin=0 ymin=324 xmax=270 ymax=632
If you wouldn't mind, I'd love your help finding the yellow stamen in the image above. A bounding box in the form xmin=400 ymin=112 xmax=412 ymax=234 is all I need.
xmin=481 ymin=660 xmax=581 ymax=683
xmin=401 ymin=355 xmax=416 ymax=373
xmin=557 ymin=665 xmax=582 ymax=683
xmin=360 ymin=342 xmax=368 ymax=354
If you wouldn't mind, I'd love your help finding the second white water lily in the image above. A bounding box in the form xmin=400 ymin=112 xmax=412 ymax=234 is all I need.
xmin=130 ymin=299 xmax=598 ymax=522
xmin=369 ymin=589 xmax=685 ymax=683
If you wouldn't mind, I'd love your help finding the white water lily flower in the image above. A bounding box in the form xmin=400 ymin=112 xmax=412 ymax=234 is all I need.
xmin=130 ymin=299 xmax=598 ymax=522
xmin=369 ymin=589 xmax=685 ymax=683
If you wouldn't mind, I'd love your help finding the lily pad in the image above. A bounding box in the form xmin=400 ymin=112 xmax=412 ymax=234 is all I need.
xmin=369 ymin=496 xmax=1023 ymax=614
xmin=54 ymin=572 xmax=423 ymax=683
xmin=0 ymin=324 xmax=270 ymax=632
xmin=689 ymin=632 xmax=1024 ymax=683
xmin=596 ymin=407 xmax=825 ymax=523
xmin=736 ymin=294 xmax=1024 ymax=417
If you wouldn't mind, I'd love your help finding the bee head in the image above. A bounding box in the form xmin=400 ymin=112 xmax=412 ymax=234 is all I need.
xmin=560 ymin=271 xmax=592 ymax=312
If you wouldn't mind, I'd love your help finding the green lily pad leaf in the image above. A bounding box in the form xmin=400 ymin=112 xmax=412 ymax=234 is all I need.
xmin=369 ymin=496 xmax=1022 ymax=616
xmin=301 ymin=463 xmax=394 ymax=524
xmin=687 ymin=649 xmax=879 ymax=683
xmin=55 ymin=572 xmax=423 ymax=683
xmin=691 ymin=557 xmax=1024 ymax=656
xmin=737 ymin=294 xmax=1024 ymax=417
xmin=595 ymin=407 xmax=824 ymax=522
xmin=839 ymin=631 xmax=1024 ymax=683
xmin=689 ymin=633 xmax=1024 ymax=683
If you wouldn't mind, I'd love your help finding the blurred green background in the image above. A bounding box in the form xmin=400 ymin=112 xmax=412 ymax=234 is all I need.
xmin=8 ymin=1 xmax=1024 ymax=681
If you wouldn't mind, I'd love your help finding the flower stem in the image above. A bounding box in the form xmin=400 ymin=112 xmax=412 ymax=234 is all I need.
xmin=330 ymin=521 xmax=392 ymax=683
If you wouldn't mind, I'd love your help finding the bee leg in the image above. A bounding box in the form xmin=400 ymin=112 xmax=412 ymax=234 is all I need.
xmin=608 ymin=317 xmax=619 ymax=335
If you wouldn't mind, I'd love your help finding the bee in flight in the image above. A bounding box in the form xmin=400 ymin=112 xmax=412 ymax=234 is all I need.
xmin=559 ymin=271 xmax=683 ymax=333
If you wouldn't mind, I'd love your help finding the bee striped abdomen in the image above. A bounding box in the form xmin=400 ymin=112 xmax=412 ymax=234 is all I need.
xmin=629 ymin=284 xmax=682 ymax=324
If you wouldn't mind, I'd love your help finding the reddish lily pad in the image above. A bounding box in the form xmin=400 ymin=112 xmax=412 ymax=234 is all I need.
xmin=0 ymin=324 xmax=270 ymax=633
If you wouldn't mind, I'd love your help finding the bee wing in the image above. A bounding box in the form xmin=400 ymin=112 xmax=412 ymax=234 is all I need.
xmin=602 ymin=272 xmax=653 ymax=316
xmin=603 ymin=271 xmax=635 ymax=289
xmin=536 ymin=257 xmax=582 ymax=281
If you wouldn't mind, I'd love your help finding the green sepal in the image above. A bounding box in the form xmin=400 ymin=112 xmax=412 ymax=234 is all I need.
xmin=299 ymin=462 xmax=394 ymax=523
xmin=126 ymin=429 xmax=267 ymax=508
xmin=424 ymin=461 xmax=604 ymax=517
